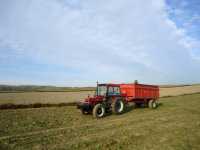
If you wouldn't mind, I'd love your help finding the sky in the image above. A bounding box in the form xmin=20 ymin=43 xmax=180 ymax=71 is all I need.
xmin=0 ymin=0 xmax=200 ymax=86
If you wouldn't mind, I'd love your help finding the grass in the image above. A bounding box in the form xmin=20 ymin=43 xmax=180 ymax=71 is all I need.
xmin=0 ymin=93 xmax=200 ymax=149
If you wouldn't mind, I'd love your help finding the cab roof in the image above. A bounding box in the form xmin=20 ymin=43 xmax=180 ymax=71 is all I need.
xmin=98 ymin=83 xmax=120 ymax=86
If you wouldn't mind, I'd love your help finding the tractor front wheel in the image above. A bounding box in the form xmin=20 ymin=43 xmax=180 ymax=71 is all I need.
xmin=81 ymin=109 xmax=89 ymax=115
xmin=93 ymin=104 xmax=105 ymax=118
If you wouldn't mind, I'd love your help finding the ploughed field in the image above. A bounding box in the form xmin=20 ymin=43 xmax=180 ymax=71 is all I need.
xmin=0 ymin=93 xmax=200 ymax=149
xmin=0 ymin=84 xmax=200 ymax=105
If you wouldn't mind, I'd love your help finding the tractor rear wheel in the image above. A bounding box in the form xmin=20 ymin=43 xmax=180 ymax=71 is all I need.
xmin=93 ymin=104 xmax=105 ymax=118
xmin=112 ymin=99 xmax=125 ymax=114
xmin=148 ymin=100 xmax=157 ymax=109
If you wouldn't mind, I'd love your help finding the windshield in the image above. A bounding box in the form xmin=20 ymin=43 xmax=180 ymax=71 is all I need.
xmin=108 ymin=86 xmax=120 ymax=95
xmin=97 ymin=85 xmax=107 ymax=96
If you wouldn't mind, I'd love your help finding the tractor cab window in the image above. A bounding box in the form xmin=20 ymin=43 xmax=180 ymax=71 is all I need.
xmin=108 ymin=86 xmax=120 ymax=95
xmin=97 ymin=85 xmax=107 ymax=96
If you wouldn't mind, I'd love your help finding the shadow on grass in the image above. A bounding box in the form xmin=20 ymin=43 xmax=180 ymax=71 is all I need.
xmin=125 ymin=102 xmax=163 ymax=113
xmin=104 ymin=102 xmax=163 ymax=117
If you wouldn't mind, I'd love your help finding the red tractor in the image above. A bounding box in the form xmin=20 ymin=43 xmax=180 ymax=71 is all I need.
xmin=77 ymin=82 xmax=159 ymax=118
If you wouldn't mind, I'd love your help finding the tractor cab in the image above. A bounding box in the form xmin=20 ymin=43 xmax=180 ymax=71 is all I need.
xmin=96 ymin=84 xmax=121 ymax=97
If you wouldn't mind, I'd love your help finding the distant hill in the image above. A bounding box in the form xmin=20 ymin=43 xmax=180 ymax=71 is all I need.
xmin=1 ymin=84 xmax=200 ymax=92
xmin=0 ymin=85 xmax=95 ymax=92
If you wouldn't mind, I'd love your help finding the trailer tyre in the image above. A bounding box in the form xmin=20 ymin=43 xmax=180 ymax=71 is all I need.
xmin=93 ymin=104 xmax=105 ymax=118
xmin=148 ymin=100 xmax=157 ymax=109
xmin=112 ymin=99 xmax=125 ymax=114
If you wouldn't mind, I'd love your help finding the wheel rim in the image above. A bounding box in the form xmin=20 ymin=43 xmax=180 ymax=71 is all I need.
xmin=116 ymin=101 xmax=124 ymax=112
xmin=152 ymin=102 xmax=156 ymax=108
xmin=97 ymin=107 xmax=104 ymax=117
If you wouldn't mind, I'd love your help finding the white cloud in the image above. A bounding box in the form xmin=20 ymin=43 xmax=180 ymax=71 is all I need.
xmin=0 ymin=0 xmax=200 ymax=85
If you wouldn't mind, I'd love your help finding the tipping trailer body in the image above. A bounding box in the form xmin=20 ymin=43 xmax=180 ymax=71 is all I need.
xmin=120 ymin=83 xmax=159 ymax=102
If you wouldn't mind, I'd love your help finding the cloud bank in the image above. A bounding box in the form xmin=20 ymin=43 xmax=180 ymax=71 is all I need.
xmin=0 ymin=0 xmax=200 ymax=86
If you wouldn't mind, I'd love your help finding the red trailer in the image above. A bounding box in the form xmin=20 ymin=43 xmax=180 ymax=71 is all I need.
xmin=77 ymin=82 xmax=159 ymax=118
xmin=120 ymin=83 xmax=159 ymax=101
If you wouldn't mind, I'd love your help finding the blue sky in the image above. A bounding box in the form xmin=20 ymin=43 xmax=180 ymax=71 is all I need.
xmin=0 ymin=0 xmax=200 ymax=86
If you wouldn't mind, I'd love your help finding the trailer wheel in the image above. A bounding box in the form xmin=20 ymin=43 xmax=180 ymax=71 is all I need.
xmin=148 ymin=100 xmax=157 ymax=109
xmin=93 ymin=104 xmax=105 ymax=118
xmin=112 ymin=99 xmax=125 ymax=114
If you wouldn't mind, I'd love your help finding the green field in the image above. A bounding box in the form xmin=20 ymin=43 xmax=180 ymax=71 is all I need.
xmin=0 ymin=93 xmax=200 ymax=150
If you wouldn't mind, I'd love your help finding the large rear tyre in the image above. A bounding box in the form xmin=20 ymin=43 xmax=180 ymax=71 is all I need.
xmin=112 ymin=99 xmax=125 ymax=114
xmin=93 ymin=104 xmax=105 ymax=118
xmin=148 ymin=100 xmax=157 ymax=109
